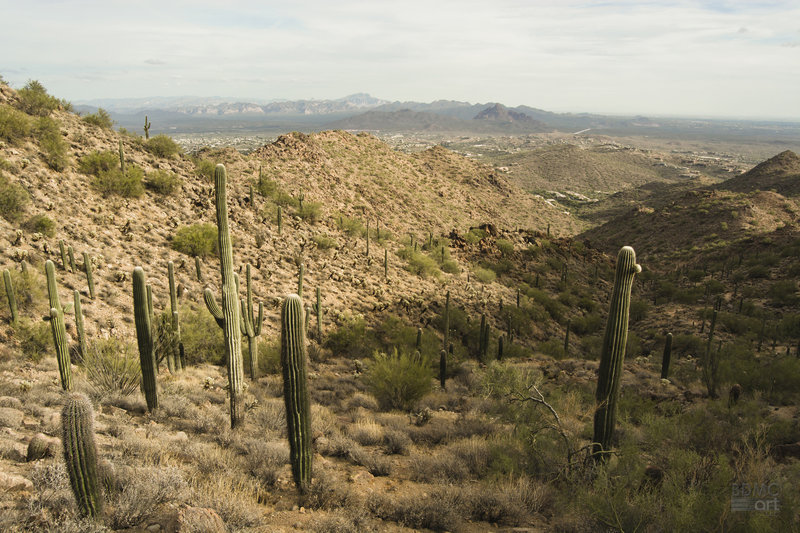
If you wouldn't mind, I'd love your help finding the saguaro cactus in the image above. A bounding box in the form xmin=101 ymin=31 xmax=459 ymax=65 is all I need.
xmin=83 ymin=252 xmax=95 ymax=299
xmin=241 ymin=264 xmax=263 ymax=379
xmin=59 ymin=240 xmax=69 ymax=271
xmin=73 ymin=291 xmax=87 ymax=359
xmin=281 ymin=294 xmax=312 ymax=493
xmin=210 ymin=164 xmax=244 ymax=428
xmin=62 ymin=393 xmax=101 ymax=517
xmin=46 ymin=260 xmax=71 ymax=390
xmin=118 ymin=139 xmax=125 ymax=173
xmin=592 ymin=246 xmax=640 ymax=461
xmin=167 ymin=261 xmax=183 ymax=372
xmin=315 ymin=286 xmax=322 ymax=341
xmin=3 ymin=269 xmax=17 ymax=323
xmin=443 ymin=291 xmax=450 ymax=352
xmin=68 ymin=245 xmax=77 ymax=273
xmin=439 ymin=349 xmax=447 ymax=390
xmin=143 ymin=115 xmax=151 ymax=140
xmin=133 ymin=267 xmax=158 ymax=411
xmin=660 ymin=332 xmax=673 ymax=380
xmin=297 ymin=263 xmax=304 ymax=298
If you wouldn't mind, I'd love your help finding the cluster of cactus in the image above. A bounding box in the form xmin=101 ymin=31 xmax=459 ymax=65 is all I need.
xmin=592 ymin=246 xmax=640 ymax=462
xmin=281 ymin=294 xmax=312 ymax=493
xmin=46 ymin=260 xmax=71 ymax=390
xmin=203 ymin=164 xmax=245 ymax=428
xmin=62 ymin=393 xmax=101 ymax=517
xmin=3 ymin=269 xmax=17 ymax=323
xmin=133 ymin=267 xmax=158 ymax=411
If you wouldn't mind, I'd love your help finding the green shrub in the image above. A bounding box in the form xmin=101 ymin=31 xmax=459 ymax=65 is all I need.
xmin=23 ymin=214 xmax=55 ymax=236
xmin=78 ymin=150 xmax=119 ymax=176
xmin=768 ymin=280 xmax=799 ymax=306
xmin=144 ymin=170 xmax=181 ymax=195
xmin=273 ymin=190 xmax=299 ymax=208
xmin=365 ymin=349 xmax=432 ymax=411
xmin=312 ymin=234 xmax=338 ymax=250
xmin=297 ymin=201 xmax=322 ymax=223
xmin=92 ymin=167 xmax=145 ymax=198
xmin=464 ymin=228 xmax=487 ymax=245
xmin=397 ymin=246 xmax=440 ymax=278
xmin=171 ymin=223 xmax=218 ymax=257
xmin=496 ymin=239 xmax=514 ymax=256
xmin=253 ymin=175 xmax=278 ymax=197
xmin=0 ymin=173 xmax=30 ymax=221
xmin=17 ymin=80 xmax=63 ymax=116
xmin=34 ymin=116 xmax=68 ymax=171
xmin=12 ymin=317 xmax=51 ymax=362
xmin=145 ymin=134 xmax=181 ymax=157
xmin=179 ymin=304 xmax=226 ymax=365
xmin=325 ymin=313 xmax=374 ymax=359
xmin=0 ymin=104 xmax=32 ymax=144
xmin=82 ymin=108 xmax=113 ymax=129
xmin=748 ymin=265 xmax=769 ymax=279
xmin=83 ymin=337 xmax=141 ymax=396
xmin=629 ymin=299 xmax=649 ymax=323
xmin=194 ymin=158 xmax=216 ymax=180
xmin=571 ymin=312 xmax=603 ymax=335
xmin=538 ymin=339 xmax=565 ymax=359
xmin=4 ymin=267 xmax=45 ymax=314
xmin=336 ymin=214 xmax=365 ymax=237
xmin=473 ymin=267 xmax=496 ymax=283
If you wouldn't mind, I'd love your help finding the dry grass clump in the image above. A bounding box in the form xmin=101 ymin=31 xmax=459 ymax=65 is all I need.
xmin=345 ymin=392 xmax=378 ymax=411
xmin=239 ymin=438 xmax=289 ymax=489
xmin=366 ymin=485 xmax=462 ymax=532
xmin=304 ymin=471 xmax=360 ymax=511
xmin=104 ymin=466 xmax=189 ymax=529
xmin=347 ymin=445 xmax=392 ymax=476
xmin=311 ymin=510 xmax=377 ymax=533
xmin=409 ymin=436 xmax=492 ymax=482
xmin=382 ymin=428 xmax=412 ymax=455
xmin=190 ymin=475 xmax=263 ymax=531
xmin=319 ymin=430 xmax=356 ymax=458
xmin=347 ymin=417 xmax=384 ymax=446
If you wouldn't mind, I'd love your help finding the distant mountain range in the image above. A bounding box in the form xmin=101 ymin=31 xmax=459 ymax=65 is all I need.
xmin=74 ymin=93 xmax=800 ymax=139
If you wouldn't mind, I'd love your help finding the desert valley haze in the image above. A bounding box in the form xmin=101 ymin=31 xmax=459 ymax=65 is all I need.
xmin=1 ymin=1 xmax=800 ymax=532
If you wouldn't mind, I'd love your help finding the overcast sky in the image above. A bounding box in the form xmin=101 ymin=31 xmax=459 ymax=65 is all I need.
xmin=1 ymin=0 xmax=798 ymax=119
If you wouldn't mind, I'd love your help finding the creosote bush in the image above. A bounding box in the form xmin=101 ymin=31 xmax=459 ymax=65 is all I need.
xmin=82 ymin=108 xmax=113 ymax=129
xmin=145 ymin=134 xmax=181 ymax=157
xmin=17 ymin=80 xmax=67 ymax=116
xmin=171 ymin=224 xmax=218 ymax=258
xmin=92 ymin=167 xmax=144 ymax=198
xmin=179 ymin=304 xmax=226 ymax=365
xmin=144 ymin=169 xmax=181 ymax=195
xmin=23 ymin=214 xmax=56 ymax=237
xmin=12 ymin=317 xmax=51 ymax=362
xmin=0 ymin=104 xmax=32 ymax=145
xmin=0 ymin=172 xmax=30 ymax=221
xmin=365 ymin=349 xmax=433 ymax=411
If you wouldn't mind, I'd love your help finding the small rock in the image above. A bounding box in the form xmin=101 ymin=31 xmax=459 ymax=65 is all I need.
xmin=147 ymin=524 xmax=162 ymax=532
xmin=350 ymin=471 xmax=374 ymax=483
xmin=0 ymin=407 xmax=24 ymax=428
xmin=167 ymin=505 xmax=226 ymax=533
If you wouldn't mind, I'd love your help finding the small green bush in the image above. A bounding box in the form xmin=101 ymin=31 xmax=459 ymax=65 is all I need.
xmin=0 ymin=173 xmax=30 ymax=221
xmin=538 ymin=339 xmax=565 ymax=359
xmin=144 ymin=170 xmax=181 ymax=195
xmin=145 ymin=134 xmax=181 ymax=157
xmin=17 ymin=80 xmax=63 ymax=116
xmin=172 ymin=223 xmax=218 ymax=257
xmin=365 ymin=349 xmax=432 ymax=411
xmin=397 ymin=246 xmax=440 ymax=278
xmin=313 ymin=234 xmax=338 ymax=250
xmin=180 ymin=304 xmax=226 ymax=365
xmin=473 ymin=267 xmax=496 ymax=283
xmin=273 ymin=190 xmax=299 ymax=208
xmin=0 ymin=104 xmax=32 ymax=144
xmin=35 ymin=116 xmax=68 ymax=171
xmin=253 ymin=175 xmax=278 ymax=197
xmin=496 ymin=239 xmax=514 ymax=256
xmin=78 ymin=150 xmax=119 ymax=176
xmin=22 ymin=214 xmax=55 ymax=236
xmin=325 ymin=313 xmax=373 ymax=359
xmin=194 ymin=159 xmax=216 ymax=181
xmin=82 ymin=108 xmax=113 ymax=129
xmin=464 ymin=228 xmax=487 ymax=245
xmin=768 ymin=280 xmax=799 ymax=306
xmin=13 ymin=317 xmax=51 ymax=362
xmin=92 ymin=167 xmax=145 ymax=198
xmin=4 ymin=267 xmax=46 ymax=313
xmin=83 ymin=337 xmax=141 ymax=396
xmin=297 ymin=201 xmax=322 ymax=223
xmin=336 ymin=215 xmax=365 ymax=237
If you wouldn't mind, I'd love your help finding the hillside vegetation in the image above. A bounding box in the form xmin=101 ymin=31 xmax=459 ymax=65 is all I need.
xmin=0 ymin=79 xmax=798 ymax=532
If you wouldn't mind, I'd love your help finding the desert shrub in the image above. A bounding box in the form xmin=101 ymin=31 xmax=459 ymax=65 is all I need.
xmin=82 ymin=337 xmax=141 ymax=397
xmin=473 ymin=266 xmax=496 ymax=283
xmin=37 ymin=123 xmax=69 ymax=171
xmin=12 ymin=317 xmax=51 ymax=362
xmin=0 ymin=172 xmax=30 ymax=221
xmin=78 ymin=150 xmax=119 ymax=176
xmin=365 ymin=349 xmax=432 ymax=411
xmin=398 ymin=246 xmax=440 ymax=278
xmin=298 ymin=201 xmax=322 ymax=223
xmin=629 ymin=298 xmax=650 ymax=323
xmin=347 ymin=418 xmax=385 ymax=446
xmin=273 ymin=190 xmax=299 ymax=208
xmin=366 ymin=487 xmax=462 ymax=531
xmin=145 ymin=134 xmax=181 ymax=157
xmin=17 ymin=80 xmax=63 ymax=116
xmin=496 ymin=238 xmax=514 ymax=256
xmin=571 ymin=312 xmax=603 ymax=335
xmin=325 ymin=313 xmax=375 ymax=359
xmin=313 ymin=234 xmax=338 ymax=250
xmin=22 ymin=214 xmax=55 ymax=236
xmin=253 ymin=174 xmax=278 ymax=197
xmin=440 ymin=259 xmax=460 ymax=274
xmin=179 ymin=304 xmax=226 ymax=365
xmin=144 ymin=169 xmax=180 ymax=195
xmin=748 ymin=265 xmax=769 ymax=279
xmin=92 ymin=167 xmax=144 ymax=198
xmin=255 ymin=337 xmax=281 ymax=375
xmin=464 ymin=227 xmax=487 ymax=244
xmin=171 ymin=223 xmax=218 ymax=257
xmin=538 ymin=338 xmax=565 ymax=359
xmin=305 ymin=472 xmax=359 ymax=511
xmin=4 ymin=267 xmax=45 ymax=313
xmin=105 ymin=466 xmax=189 ymax=529
xmin=336 ymin=214 xmax=365 ymax=236
xmin=242 ymin=439 xmax=289 ymax=489
xmin=194 ymin=158 xmax=216 ymax=180
xmin=768 ymin=280 xmax=799 ymax=306
xmin=82 ymin=108 xmax=113 ymax=129
xmin=525 ymin=287 xmax=567 ymax=322
xmin=0 ymin=104 xmax=32 ymax=144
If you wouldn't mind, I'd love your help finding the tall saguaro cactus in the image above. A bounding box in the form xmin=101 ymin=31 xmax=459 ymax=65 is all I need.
xmin=167 ymin=261 xmax=183 ymax=372
xmin=82 ymin=252 xmax=95 ymax=299
xmin=660 ymin=332 xmax=673 ymax=380
xmin=281 ymin=294 xmax=312 ymax=493
xmin=209 ymin=164 xmax=244 ymax=428
xmin=443 ymin=291 xmax=450 ymax=352
xmin=241 ymin=264 xmax=263 ymax=379
xmin=73 ymin=291 xmax=88 ymax=359
xmin=3 ymin=269 xmax=18 ymax=323
xmin=62 ymin=393 xmax=101 ymax=517
xmin=46 ymin=260 xmax=71 ymax=390
xmin=133 ymin=267 xmax=158 ymax=412
xmin=592 ymin=246 xmax=640 ymax=461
